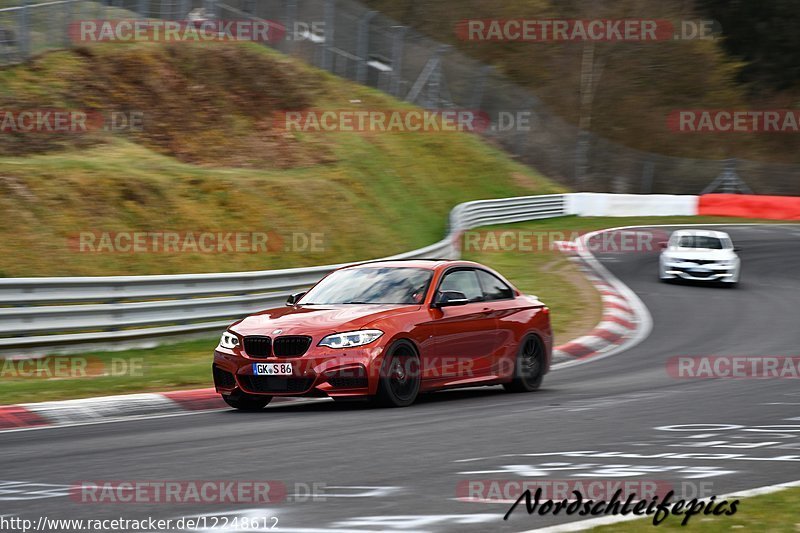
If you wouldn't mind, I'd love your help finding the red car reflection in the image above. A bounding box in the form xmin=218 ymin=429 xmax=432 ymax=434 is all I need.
xmin=213 ymin=260 xmax=552 ymax=408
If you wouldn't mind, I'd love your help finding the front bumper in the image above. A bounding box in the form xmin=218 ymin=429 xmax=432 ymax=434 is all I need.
xmin=213 ymin=345 xmax=384 ymax=398
xmin=661 ymin=263 xmax=738 ymax=282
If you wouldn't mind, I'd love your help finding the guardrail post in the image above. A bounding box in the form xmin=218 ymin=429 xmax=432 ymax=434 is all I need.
xmin=355 ymin=10 xmax=376 ymax=84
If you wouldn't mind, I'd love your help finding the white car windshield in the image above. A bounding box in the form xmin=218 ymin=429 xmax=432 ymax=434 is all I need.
xmin=676 ymin=236 xmax=725 ymax=250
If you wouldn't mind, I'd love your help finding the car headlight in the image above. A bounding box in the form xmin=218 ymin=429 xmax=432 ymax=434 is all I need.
xmin=219 ymin=331 xmax=240 ymax=350
xmin=318 ymin=330 xmax=384 ymax=349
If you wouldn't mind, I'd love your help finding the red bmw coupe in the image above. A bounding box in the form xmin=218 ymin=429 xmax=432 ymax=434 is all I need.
xmin=213 ymin=260 xmax=552 ymax=409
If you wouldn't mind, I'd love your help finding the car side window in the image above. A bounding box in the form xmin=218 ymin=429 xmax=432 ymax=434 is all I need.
xmin=477 ymin=270 xmax=514 ymax=301
xmin=439 ymin=269 xmax=483 ymax=302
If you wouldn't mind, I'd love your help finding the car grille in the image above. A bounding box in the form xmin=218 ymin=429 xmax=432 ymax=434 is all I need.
xmin=273 ymin=336 xmax=312 ymax=357
xmin=244 ymin=336 xmax=272 ymax=358
xmin=681 ymin=259 xmax=718 ymax=265
xmin=239 ymin=376 xmax=314 ymax=394
xmin=687 ymin=270 xmax=715 ymax=278
xmin=212 ymin=366 xmax=236 ymax=389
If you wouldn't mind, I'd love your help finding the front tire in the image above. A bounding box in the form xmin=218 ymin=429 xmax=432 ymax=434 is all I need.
xmin=223 ymin=392 xmax=272 ymax=411
xmin=375 ymin=341 xmax=420 ymax=407
xmin=504 ymin=335 xmax=545 ymax=393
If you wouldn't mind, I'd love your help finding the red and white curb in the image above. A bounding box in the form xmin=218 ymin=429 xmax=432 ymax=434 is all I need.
xmin=552 ymin=268 xmax=641 ymax=362
xmin=0 ymin=389 xmax=308 ymax=432
xmin=0 ymin=228 xmax=652 ymax=432
xmin=551 ymin=229 xmax=653 ymax=369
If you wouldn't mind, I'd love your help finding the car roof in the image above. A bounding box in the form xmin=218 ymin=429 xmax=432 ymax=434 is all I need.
xmin=344 ymin=259 xmax=482 ymax=270
xmin=671 ymin=229 xmax=731 ymax=239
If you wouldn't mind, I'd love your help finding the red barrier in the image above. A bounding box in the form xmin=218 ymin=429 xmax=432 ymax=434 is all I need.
xmin=698 ymin=194 xmax=800 ymax=220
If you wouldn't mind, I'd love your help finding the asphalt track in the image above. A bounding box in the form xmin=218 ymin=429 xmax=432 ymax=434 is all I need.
xmin=2 ymin=225 xmax=800 ymax=532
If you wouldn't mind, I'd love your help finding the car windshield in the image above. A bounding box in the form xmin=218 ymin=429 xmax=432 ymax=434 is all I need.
xmin=300 ymin=267 xmax=433 ymax=305
xmin=676 ymin=236 xmax=725 ymax=249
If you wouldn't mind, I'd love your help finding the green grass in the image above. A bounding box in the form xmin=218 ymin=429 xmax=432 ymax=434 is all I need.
xmin=1 ymin=339 xmax=214 ymax=404
xmin=1 ymin=215 xmax=784 ymax=405
xmin=591 ymin=487 xmax=800 ymax=531
xmin=0 ymin=43 xmax=563 ymax=277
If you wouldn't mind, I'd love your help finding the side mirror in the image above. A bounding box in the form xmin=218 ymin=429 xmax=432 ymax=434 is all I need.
xmin=286 ymin=292 xmax=307 ymax=306
xmin=658 ymin=241 xmax=669 ymax=250
xmin=432 ymin=290 xmax=469 ymax=308
xmin=733 ymin=247 xmax=742 ymax=253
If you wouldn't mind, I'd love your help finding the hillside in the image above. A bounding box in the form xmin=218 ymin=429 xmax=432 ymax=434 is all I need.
xmin=364 ymin=0 xmax=800 ymax=163
xmin=0 ymin=42 xmax=563 ymax=277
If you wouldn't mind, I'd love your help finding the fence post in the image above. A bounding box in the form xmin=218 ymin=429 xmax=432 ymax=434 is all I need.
xmin=427 ymin=45 xmax=449 ymax=108
xmin=17 ymin=0 xmax=30 ymax=60
xmin=389 ymin=25 xmax=406 ymax=97
xmin=284 ymin=0 xmax=297 ymax=53
xmin=574 ymin=130 xmax=590 ymax=187
xmin=701 ymin=158 xmax=752 ymax=194
xmin=63 ymin=0 xmax=73 ymax=48
xmin=321 ymin=0 xmax=335 ymax=71
xmin=469 ymin=65 xmax=492 ymax=111
xmin=356 ymin=10 xmax=376 ymax=84
xmin=204 ymin=0 xmax=217 ymax=20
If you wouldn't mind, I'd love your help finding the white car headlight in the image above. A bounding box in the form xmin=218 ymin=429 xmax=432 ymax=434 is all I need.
xmin=219 ymin=331 xmax=240 ymax=350
xmin=318 ymin=330 xmax=383 ymax=349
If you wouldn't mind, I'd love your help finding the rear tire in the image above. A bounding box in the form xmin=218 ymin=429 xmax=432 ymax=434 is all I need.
xmin=223 ymin=392 xmax=272 ymax=411
xmin=375 ymin=341 xmax=420 ymax=408
xmin=504 ymin=335 xmax=545 ymax=393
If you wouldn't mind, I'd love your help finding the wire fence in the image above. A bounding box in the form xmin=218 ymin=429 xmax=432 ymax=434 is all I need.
xmin=1 ymin=0 xmax=798 ymax=195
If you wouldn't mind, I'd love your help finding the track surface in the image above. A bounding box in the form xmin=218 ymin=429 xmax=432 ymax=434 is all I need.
xmin=2 ymin=225 xmax=800 ymax=532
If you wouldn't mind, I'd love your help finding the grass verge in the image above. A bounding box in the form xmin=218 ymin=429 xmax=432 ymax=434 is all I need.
xmin=590 ymin=487 xmax=800 ymax=532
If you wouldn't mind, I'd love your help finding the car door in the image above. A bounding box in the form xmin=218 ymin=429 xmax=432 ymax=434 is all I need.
xmin=427 ymin=268 xmax=499 ymax=383
xmin=475 ymin=269 xmax=523 ymax=374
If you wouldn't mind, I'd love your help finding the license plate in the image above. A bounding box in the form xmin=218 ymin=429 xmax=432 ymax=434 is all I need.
xmin=690 ymin=268 xmax=711 ymax=273
xmin=253 ymin=362 xmax=293 ymax=376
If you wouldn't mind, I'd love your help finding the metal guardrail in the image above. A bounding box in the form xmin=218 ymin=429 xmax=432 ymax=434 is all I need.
xmin=0 ymin=194 xmax=567 ymax=354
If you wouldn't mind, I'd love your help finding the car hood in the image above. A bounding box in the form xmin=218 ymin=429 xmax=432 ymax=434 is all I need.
xmin=663 ymin=248 xmax=736 ymax=260
xmin=230 ymin=304 xmax=420 ymax=337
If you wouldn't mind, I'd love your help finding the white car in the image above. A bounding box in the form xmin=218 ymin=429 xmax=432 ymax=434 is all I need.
xmin=659 ymin=229 xmax=741 ymax=286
